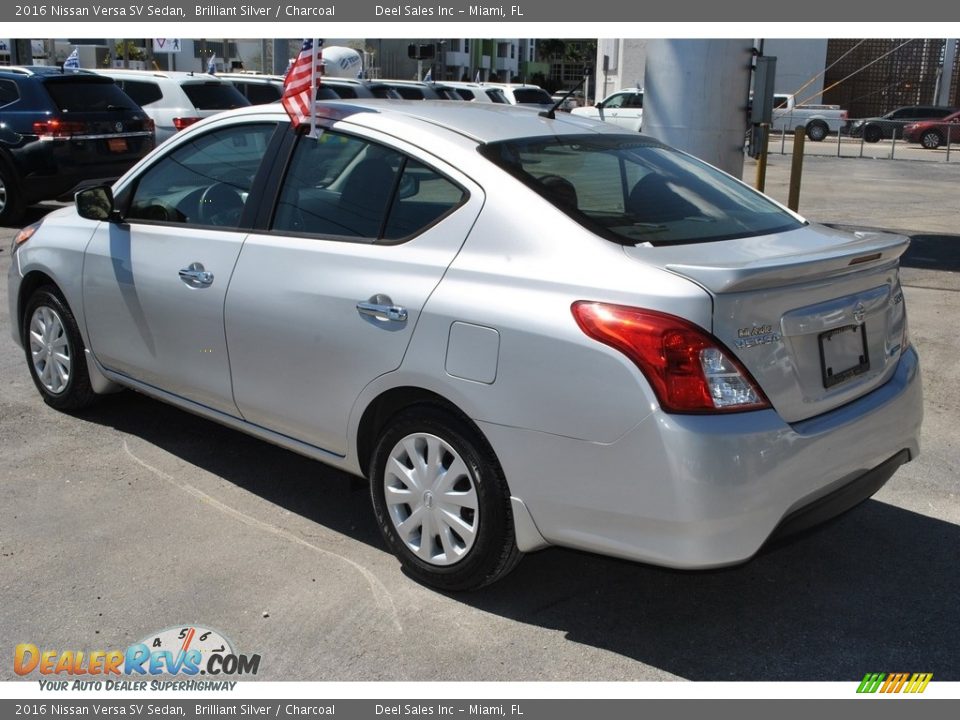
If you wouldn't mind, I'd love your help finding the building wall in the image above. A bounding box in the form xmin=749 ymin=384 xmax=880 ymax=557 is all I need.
xmin=762 ymin=39 xmax=828 ymax=101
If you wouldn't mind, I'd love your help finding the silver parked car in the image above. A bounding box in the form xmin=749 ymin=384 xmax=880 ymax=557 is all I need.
xmin=7 ymin=101 xmax=922 ymax=590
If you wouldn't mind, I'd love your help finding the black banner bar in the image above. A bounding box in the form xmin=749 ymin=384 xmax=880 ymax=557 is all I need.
xmin=2 ymin=0 xmax=958 ymax=22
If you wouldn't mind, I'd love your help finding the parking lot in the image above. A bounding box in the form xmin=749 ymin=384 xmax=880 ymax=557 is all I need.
xmin=1 ymin=153 xmax=958 ymax=682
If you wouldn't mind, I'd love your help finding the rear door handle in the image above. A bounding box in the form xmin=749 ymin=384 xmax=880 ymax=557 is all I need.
xmin=179 ymin=262 xmax=214 ymax=287
xmin=357 ymin=295 xmax=408 ymax=322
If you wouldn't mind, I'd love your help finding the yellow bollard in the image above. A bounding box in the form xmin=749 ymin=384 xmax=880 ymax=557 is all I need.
xmin=755 ymin=123 xmax=770 ymax=193
xmin=787 ymin=126 xmax=805 ymax=211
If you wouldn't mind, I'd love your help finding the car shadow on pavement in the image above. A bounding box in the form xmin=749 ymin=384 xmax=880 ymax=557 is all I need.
xmin=80 ymin=392 xmax=958 ymax=682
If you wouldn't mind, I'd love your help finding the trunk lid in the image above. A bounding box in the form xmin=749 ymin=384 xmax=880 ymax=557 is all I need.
xmin=624 ymin=224 xmax=910 ymax=422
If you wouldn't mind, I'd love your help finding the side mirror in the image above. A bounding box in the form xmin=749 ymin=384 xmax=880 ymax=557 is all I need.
xmin=76 ymin=186 xmax=120 ymax=222
xmin=594 ymin=101 xmax=603 ymax=108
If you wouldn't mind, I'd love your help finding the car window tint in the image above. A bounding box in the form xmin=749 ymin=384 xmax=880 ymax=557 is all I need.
xmin=625 ymin=93 xmax=643 ymax=108
xmin=481 ymin=134 xmax=802 ymax=246
xmin=382 ymin=159 xmax=466 ymax=240
xmin=486 ymin=89 xmax=508 ymax=103
xmin=604 ymin=94 xmax=626 ymax=109
xmin=121 ymin=80 xmax=163 ymax=107
xmin=244 ymin=83 xmax=281 ymax=104
xmin=127 ymin=123 xmax=275 ymax=228
xmin=181 ymin=82 xmax=249 ymax=110
xmin=325 ymin=85 xmax=359 ymax=99
xmin=272 ymin=131 xmax=403 ymax=239
xmin=43 ymin=79 xmax=136 ymax=112
xmin=0 ymin=79 xmax=20 ymax=107
xmin=455 ymin=88 xmax=475 ymax=100
xmin=394 ymin=86 xmax=426 ymax=100
xmin=512 ymin=88 xmax=552 ymax=104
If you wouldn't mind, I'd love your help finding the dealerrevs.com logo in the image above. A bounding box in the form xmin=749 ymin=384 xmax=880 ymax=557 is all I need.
xmin=857 ymin=673 xmax=933 ymax=694
xmin=15 ymin=626 xmax=260 ymax=688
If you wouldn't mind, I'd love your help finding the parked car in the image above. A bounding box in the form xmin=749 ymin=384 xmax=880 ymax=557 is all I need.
xmin=367 ymin=80 xmax=459 ymax=100
xmin=769 ymin=93 xmax=848 ymax=141
xmin=571 ymin=87 xmax=644 ymax=131
xmin=902 ymin=109 xmax=960 ymax=148
xmin=0 ymin=65 xmax=154 ymax=225
xmin=93 ymin=69 xmax=250 ymax=143
xmin=8 ymin=101 xmax=922 ymax=591
xmin=483 ymin=83 xmax=554 ymax=110
xmin=549 ymin=90 xmax=584 ymax=112
xmin=849 ymin=105 xmax=958 ymax=143
xmin=440 ymin=81 xmax=509 ymax=103
xmin=228 ymin=74 xmax=284 ymax=104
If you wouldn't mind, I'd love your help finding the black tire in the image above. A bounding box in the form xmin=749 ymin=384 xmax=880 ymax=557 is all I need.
xmin=0 ymin=156 xmax=25 ymax=227
xmin=22 ymin=286 xmax=99 ymax=412
xmin=864 ymin=125 xmax=882 ymax=143
xmin=920 ymin=129 xmax=943 ymax=149
xmin=806 ymin=121 xmax=828 ymax=142
xmin=370 ymin=405 xmax=522 ymax=591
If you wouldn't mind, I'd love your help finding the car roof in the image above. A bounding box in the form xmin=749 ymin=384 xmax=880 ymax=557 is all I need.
xmin=223 ymin=99 xmax=642 ymax=144
xmin=0 ymin=65 xmax=103 ymax=79
xmin=94 ymin=69 xmax=237 ymax=83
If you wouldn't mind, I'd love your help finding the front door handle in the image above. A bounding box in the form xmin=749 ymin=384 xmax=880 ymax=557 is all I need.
xmin=179 ymin=262 xmax=214 ymax=287
xmin=357 ymin=294 xmax=408 ymax=323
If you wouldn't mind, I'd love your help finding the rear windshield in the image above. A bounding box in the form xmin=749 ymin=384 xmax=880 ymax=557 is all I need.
xmin=181 ymin=82 xmax=250 ymax=110
xmin=479 ymin=134 xmax=803 ymax=246
xmin=44 ymin=79 xmax=138 ymax=112
xmin=512 ymin=88 xmax=553 ymax=104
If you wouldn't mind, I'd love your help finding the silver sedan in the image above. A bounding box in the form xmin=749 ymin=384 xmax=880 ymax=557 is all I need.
xmin=7 ymin=101 xmax=922 ymax=590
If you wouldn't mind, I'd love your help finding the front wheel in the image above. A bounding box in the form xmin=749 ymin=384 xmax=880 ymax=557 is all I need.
xmin=0 ymin=158 xmax=25 ymax=226
xmin=370 ymin=406 xmax=521 ymax=591
xmin=864 ymin=125 xmax=882 ymax=143
xmin=23 ymin=287 xmax=98 ymax=411
xmin=920 ymin=130 xmax=943 ymax=149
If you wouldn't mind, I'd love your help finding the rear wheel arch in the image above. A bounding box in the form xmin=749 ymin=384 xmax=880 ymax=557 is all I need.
xmin=355 ymin=386 xmax=492 ymax=480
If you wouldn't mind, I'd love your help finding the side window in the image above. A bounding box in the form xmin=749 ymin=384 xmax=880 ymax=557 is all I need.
xmin=604 ymin=94 xmax=626 ymax=109
xmin=121 ymin=80 xmax=163 ymax=107
xmin=272 ymin=131 xmax=465 ymax=242
xmin=486 ymin=89 xmax=508 ymax=103
xmin=383 ymin=160 xmax=466 ymax=240
xmin=245 ymin=83 xmax=281 ymax=104
xmin=891 ymin=108 xmax=914 ymax=119
xmin=0 ymin=79 xmax=20 ymax=107
xmin=455 ymin=88 xmax=475 ymax=100
xmin=625 ymin=93 xmax=643 ymax=109
xmin=127 ymin=122 xmax=276 ymax=228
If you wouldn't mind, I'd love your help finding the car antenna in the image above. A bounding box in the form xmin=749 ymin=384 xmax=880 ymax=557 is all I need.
xmin=540 ymin=70 xmax=590 ymax=120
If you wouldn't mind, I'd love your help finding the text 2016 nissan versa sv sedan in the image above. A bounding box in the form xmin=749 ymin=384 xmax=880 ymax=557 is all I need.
xmin=8 ymin=101 xmax=922 ymax=590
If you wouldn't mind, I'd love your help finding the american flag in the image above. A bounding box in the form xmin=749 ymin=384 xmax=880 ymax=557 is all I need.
xmin=282 ymin=39 xmax=323 ymax=129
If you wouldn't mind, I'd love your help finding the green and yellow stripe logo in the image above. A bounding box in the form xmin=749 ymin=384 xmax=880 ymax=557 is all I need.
xmin=857 ymin=672 xmax=933 ymax=694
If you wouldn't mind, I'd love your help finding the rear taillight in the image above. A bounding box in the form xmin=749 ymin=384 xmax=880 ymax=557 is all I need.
xmin=143 ymin=117 xmax=156 ymax=133
xmin=172 ymin=117 xmax=201 ymax=131
xmin=32 ymin=119 xmax=88 ymax=138
xmin=572 ymin=301 xmax=770 ymax=414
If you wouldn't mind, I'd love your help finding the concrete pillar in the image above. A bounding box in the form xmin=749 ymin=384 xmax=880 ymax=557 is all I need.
xmin=641 ymin=39 xmax=753 ymax=177
xmin=938 ymin=39 xmax=957 ymax=106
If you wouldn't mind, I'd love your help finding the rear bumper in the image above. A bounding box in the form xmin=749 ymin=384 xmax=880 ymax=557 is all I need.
xmin=482 ymin=346 xmax=922 ymax=568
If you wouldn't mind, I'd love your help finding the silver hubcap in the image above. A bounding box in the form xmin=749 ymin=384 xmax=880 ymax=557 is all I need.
xmin=0 ymin=175 xmax=7 ymax=214
xmin=384 ymin=433 xmax=479 ymax=566
xmin=29 ymin=306 xmax=71 ymax=395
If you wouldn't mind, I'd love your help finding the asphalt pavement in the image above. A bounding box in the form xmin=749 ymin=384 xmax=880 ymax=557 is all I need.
xmin=1 ymin=154 xmax=958 ymax=682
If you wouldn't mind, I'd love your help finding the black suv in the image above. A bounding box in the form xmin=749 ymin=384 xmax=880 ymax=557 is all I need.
xmin=0 ymin=66 xmax=155 ymax=225
xmin=849 ymin=105 xmax=959 ymax=143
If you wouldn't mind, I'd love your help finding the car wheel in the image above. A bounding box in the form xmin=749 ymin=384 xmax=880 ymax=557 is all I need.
xmin=920 ymin=130 xmax=943 ymax=149
xmin=806 ymin=121 xmax=828 ymax=142
xmin=864 ymin=125 xmax=882 ymax=143
xmin=0 ymin=157 xmax=25 ymax=226
xmin=370 ymin=406 xmax=522 ymax=591
xmin=23 ymin=287 xmax=98 ymax=411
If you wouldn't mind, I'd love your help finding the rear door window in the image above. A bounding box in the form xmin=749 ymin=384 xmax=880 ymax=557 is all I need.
xmin=0 ymin=79 xmax=19 ymax=107
xmin=512 ymin=88 xmax=553 ymax=104
xmin=181 ymin=82 xmax=249 ymax=110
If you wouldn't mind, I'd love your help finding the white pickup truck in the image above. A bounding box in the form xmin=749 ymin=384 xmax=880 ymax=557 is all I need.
xmin=770 ymin=93 xmax=848 ymax=141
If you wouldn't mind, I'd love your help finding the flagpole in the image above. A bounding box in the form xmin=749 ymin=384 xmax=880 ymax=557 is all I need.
xmin=309 ymin=38 xmax=319 ymax=138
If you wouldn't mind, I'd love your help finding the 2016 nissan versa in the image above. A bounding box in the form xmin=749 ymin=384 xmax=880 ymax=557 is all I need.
xmin=8 ymin=101 xmax=922 ymax=590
